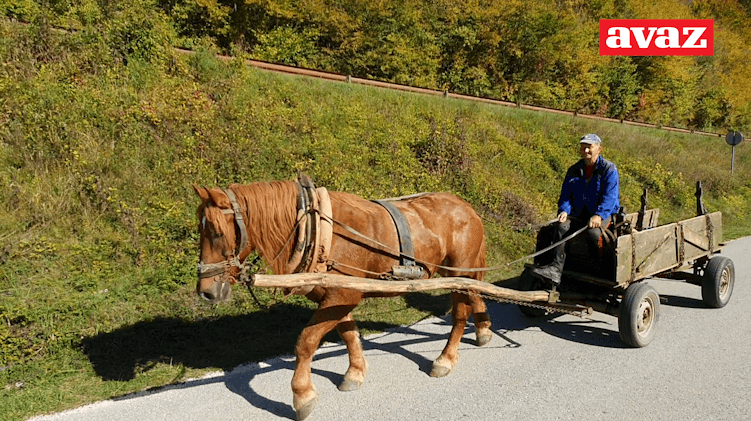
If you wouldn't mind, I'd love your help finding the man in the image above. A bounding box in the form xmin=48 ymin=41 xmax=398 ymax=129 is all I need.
xmin=530 ymin=133 xmax=620 ymax=287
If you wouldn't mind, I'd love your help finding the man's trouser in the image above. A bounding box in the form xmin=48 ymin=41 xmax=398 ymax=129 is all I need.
xmin=555 ymin=215 xmax=612 ymax=261
xmin=532 ymin=215 xmax=612 ymax=285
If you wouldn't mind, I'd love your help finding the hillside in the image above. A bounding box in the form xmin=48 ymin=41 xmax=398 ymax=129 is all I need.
xmin=5 ymin=0 xmax=751 ymax=133
xmin=1 ymin=16 xmax=751 ymax=420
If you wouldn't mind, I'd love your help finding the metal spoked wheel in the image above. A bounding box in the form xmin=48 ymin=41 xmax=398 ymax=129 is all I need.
xmin=618 ymin=282 xmax=660 ymax=348
xmin=701 ymin=256 xmax=734 ymax=308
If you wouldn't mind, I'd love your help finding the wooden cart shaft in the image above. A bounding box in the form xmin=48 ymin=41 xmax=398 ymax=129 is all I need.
xmin=250 ymin=273 xmax=551 ymax=302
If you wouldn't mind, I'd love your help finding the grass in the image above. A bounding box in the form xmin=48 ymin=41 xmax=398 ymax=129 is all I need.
xmin=2 ymin=21 xmax=751 ymax=420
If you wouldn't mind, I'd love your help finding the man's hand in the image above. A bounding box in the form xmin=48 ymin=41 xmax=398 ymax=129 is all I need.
xmin=557 ymin=212 xmax=568 ymax=223
xmin=589 ymin=215 xmax=602 ymax=229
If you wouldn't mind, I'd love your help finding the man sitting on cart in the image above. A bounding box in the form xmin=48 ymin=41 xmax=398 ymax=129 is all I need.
xmin=530 ymin=133 xmax=620 ymax=287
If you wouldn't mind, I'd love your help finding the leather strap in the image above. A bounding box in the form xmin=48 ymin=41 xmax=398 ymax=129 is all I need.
xmin=224 ymin=188 xmax=248 ymax=257
xmin=373 ymin=200 xmax=417 ymax=267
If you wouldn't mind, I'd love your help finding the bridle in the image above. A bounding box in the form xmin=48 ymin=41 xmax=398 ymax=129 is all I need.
xmin=196 ymin=188 xmax=255 ymax=284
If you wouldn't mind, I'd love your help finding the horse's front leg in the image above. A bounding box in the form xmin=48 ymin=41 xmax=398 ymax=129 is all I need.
xmin=430 ymin=292 xmax=471 ymax=378
xmin=337 ymin=313 xmax=368 ymax=391
xmin=291 ymin=302 xmax=357 ymax=421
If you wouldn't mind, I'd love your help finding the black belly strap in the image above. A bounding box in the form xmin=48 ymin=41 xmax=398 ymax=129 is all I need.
xmin=373 ymin=200 xmax=417 ymax=267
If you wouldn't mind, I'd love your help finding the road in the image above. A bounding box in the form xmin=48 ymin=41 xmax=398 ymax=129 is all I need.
xmin=32 ymin=237 xmax=751 ymax=421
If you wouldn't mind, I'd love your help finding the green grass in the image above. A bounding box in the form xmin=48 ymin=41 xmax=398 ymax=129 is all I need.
xmin=2 ymin=21 xmax=751 ymax=420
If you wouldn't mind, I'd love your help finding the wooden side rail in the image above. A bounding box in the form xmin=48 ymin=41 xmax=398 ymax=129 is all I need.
xmin=623 ymin=209 xmax=660 ymax=231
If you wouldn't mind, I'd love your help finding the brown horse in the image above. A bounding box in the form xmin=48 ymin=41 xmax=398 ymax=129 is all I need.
xmin=193 ymin=178 xmax=492 ymax=420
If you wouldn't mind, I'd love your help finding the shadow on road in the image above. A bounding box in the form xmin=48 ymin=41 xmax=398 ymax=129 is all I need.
xmin=537 ymin=319 xmax=625 ymax=348
xmin=659 ymin=294 xmax=707 ymax=309
xmin=80 ymin=280 xmax=631 ymax=420
xmin=79 ymin=292 xmax=502 ymax=419
xmin=81 ymin=303 xmax=317 ymax=382
xmin=486 ymin=301 xmax=627 ymax=348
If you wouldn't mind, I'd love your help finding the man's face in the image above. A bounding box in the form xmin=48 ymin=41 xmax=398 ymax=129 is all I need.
xmin=579 ymin=142 xmax=601 ymax=165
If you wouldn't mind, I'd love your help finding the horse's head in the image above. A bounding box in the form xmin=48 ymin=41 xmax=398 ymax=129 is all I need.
xmin=193 ymin=185 xmax=249 ymax=304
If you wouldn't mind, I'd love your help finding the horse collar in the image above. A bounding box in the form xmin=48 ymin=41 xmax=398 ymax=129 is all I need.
xmin=286 ymin=174 xmax=333 ymax=276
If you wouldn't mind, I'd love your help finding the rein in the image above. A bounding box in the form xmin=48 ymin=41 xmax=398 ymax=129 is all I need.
xmin=319 ymin=214 xmax=588 ymax=274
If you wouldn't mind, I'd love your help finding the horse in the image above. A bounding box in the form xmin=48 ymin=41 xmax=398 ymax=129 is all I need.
xmin=193 ymin=177 xmax=492 ymax=420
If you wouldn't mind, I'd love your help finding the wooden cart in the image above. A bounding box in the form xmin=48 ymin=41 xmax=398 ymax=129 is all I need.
xmin=519 ymin=185 xmax=734 ymax=347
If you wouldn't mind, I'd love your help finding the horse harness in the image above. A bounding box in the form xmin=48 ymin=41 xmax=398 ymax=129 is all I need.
xmin=291 ymin=174 xmax=333 ymax=275
xmin=372 ymin=200 xmax=425 ymax=279
xmin=198 ymin=177 xmax=589 ymax=290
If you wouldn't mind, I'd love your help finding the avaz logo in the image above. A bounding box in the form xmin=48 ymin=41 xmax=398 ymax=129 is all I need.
xmin=600 ymin=19 xmax=714 ymax=56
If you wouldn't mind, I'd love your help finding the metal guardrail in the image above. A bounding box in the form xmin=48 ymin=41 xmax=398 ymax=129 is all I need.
xmin=175 ymin=47 xmax=724 ymax=139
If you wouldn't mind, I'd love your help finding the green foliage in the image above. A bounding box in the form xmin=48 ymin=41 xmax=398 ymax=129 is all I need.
xmin=600 ymin=57 xmax=641 ymax=119
xmin=0 ymin=0 xmax=40 ymax=21
xmin=101 ymin=0 xmax=177 ymax=67
xmin=158 ymin=0 xmax=232 ymax=48
xmin=691 ymin=87 xmax=731 ymax=132
xmin=253 ymin=26 xmax=322 ymax=67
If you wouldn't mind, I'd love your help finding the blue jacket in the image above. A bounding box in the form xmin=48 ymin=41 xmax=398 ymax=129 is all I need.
xmin=558 ymin=156 xmax=620 ymax=220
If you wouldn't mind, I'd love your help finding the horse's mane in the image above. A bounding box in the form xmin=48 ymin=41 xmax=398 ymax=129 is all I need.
xmin=230 ymin=180 xmax=299 ymax=274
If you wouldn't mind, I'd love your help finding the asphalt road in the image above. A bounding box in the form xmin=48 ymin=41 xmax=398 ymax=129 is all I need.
xmin=32 ymin=237 xmax=751 ymax=421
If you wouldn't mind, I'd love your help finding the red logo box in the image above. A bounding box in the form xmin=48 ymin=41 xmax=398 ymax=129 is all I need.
xmin=599 ymin=19 xmax=714 ymax=56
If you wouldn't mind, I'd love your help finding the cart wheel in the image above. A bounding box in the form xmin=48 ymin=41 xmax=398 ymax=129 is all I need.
xmin=701 ymin=256 xmax=734 ymax=308
xmin=517 ymin=268 xmax=548 ymax=318
xmin=618 ymin=283 xmax=660 ymax=348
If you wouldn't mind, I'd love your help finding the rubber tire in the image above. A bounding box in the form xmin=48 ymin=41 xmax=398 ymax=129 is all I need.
xmin=701 ymin=256 xmax=734 ymax=308
xmin=517 ymin=268 xmax=548 ymax=318
xmin=618 ymin=282 xmax=660 ymax=348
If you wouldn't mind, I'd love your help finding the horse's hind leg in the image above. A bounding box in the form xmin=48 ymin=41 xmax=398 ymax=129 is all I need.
xmin=430 ymin=292 xmax=472 ymax=377
xmin=468 ymin=292 xmax=493 ymax=346
xmin=337 ymin=313 xmax=368 ymax=391
xmin=292 ymin=301 xmax=357 ymax=421
xmin=438 ymin=273 xmax=492 ymax=347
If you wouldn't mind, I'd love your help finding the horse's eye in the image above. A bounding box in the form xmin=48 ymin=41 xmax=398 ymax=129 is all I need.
xmin=212 ymin=232 xmax=223 ymax=240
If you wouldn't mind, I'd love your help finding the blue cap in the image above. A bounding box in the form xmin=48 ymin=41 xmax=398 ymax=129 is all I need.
xmin=580 ymin=133 xmax=602 ymax=145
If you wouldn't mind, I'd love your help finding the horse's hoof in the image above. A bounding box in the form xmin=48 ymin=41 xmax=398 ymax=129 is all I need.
xmin=430 ymin=359 xmax=452 ymax=378
xmin=476 ymin=330 xmax=493 ymax=347
xmin=430 ymin=365 xmax=451 ymax=378
xmin=339 ymin=378 xmax=364 ymax=391
xmin=296 ymin=397 xmax=318 ymax=421
xmin=339 ymin=363 xmax=367 ymax=392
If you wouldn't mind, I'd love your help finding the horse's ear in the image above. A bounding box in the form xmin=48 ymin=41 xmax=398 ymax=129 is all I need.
xmin=193 ymin=185 xmax=210 ymax=201
xmin=206 ymin=188 xmax=231 ymax=209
